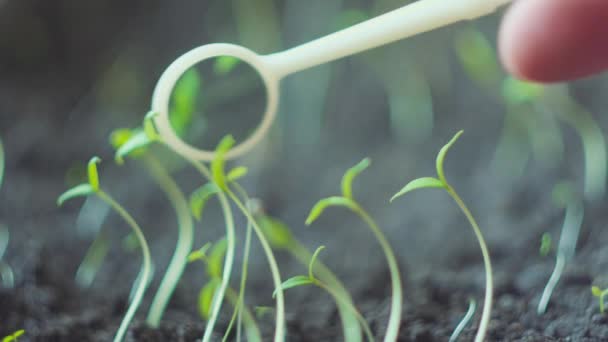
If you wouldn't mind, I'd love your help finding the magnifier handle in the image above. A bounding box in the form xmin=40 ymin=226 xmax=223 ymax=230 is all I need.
xmin=264 ymin=0 xmax=512 ymax=78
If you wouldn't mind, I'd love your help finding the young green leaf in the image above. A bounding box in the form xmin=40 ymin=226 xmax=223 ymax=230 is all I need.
xmin=539 ymin=233 xmax=552 ymax=257
xmin=272 ymin=275 xmax=313 ymax=298
xmin=57 ymin=184 xmax=95 ymax=206
xmin=226 ymin=166 xmax=248 ymax=182
xmin=341 ymin=158 xmax=370 ymax=200
xmin=211 ymin=135 xmax=236 ymax=191
xmin=207 ymin=238 xmax=228 ymax=279
xmin=2 ymin=330 xmax=24 ymax=342
xmin=592 ymin=286 xmax=603 ymax=297
xmin=257 ymin=215 xmax=294 ymax=249
xmin=436 ymin=131 xmax=463 ymax=184
xmin=170 ymin=70 xmax=201 ymax=137
xmin=87 ymin=157 xmax=102 ymax=191
xmin=189 ymin=183 xmax=220 ymax=221
xmin=199 ymin=280 xmax=219 ymax=320
xmin=110 ymin=128 xmax=134 ymax=149
xmin=188 ymin=243 xmax=212 ymax=263
xmin=114 ymin=130 xmax=152 ymax=164
xmin=390 ymin=177 xmax=444 ymax=202
xmin=305 ymin=197 xmax=357 ymax=225
xmin=214 ymin=56 xmax=241 ymax=75
xmin=308 ymin=246 xmax=325 ymax=280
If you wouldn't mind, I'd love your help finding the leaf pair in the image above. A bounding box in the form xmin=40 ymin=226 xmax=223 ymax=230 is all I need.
xmin=57 ymin=157 xmax=102 ymax=206
xmin=273 ymin=246 xmax=325 ymax=298
xmin=390 ymin=130 xmax=463 ymax=202
xmin=189 ymin=239 xmax=228 ymax=319
xmin=306 ymin=158 xmax=370 ymax=225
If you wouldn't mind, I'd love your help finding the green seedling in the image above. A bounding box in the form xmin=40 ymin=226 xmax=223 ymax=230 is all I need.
xmin=240 ymin=191 xmax=366 ymax=342
xmin=274 ymin=246 xmax=374 ymax=342
xmin=58 ymin=157 xmax=151 ymax=342
xmin=307 ymin=158 xmax=402 ymax=342
xmin=2 ymin=330 xmax=24 ymax=342
xmin=539 ymin=233 xmax=552 ymax=257
xmin=449 ymin=298 xmax=476 ymax=342
xmin=538 ymin=182 xmax=584 ymax=315
xmin=274 ymin=246 xmax=326 ymax=294
xmin=198 ymin=135 xmax=285 ymax=342
xmin=391 ymin=131 xmax=493 ymax=342
xmin=140 ymin=115 xmax=258 ymax=342
xmin=111 ymin=123 xmax=196 ymax=327
xmin=188 ymin=239 xmax=262 ymax=342
xmin=540 ymin=85 xmax=606 ymax=201
xmin=591 ymin=286 xmax=608 ymax=313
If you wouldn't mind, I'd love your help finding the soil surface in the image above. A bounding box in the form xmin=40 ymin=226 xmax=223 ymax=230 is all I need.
xmin=3 ymin=1 xmax=608 ymax=341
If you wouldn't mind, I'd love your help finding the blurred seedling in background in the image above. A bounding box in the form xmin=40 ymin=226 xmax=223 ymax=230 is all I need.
xmin=242 ymin=196 xmax=366 ymax=342
xmin=0 ymin=138 xmax=14 ymax=289
xmin=537 ymin=182 xmax=584 ymax=315
xmin=274 ymin=245 xmax=374 ymax=341
xmin=111 ymin=124 xmax=195 ymax=327
xmin=591 ymin=285 xmax=608 ymax=314
xmin=58 ymin=157 xmax=152 ymax=342
xmin=307 ymin=158 xmax=401 ymax=342
xmin=0 ymin=225 xmax=14 ymax=288
xmin=448 ymin=298 xmax=476 ymax=342
xmin=539 ymin=232 xmax=553 ymax=258
xmin=1 ymin=330 xmax=24 ymax=342
xmin=391 ymin=131 xmax=492 ymax=342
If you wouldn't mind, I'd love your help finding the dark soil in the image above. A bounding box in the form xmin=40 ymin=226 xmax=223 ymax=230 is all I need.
xmin=3 ymin=1 xmax=608 ymax=341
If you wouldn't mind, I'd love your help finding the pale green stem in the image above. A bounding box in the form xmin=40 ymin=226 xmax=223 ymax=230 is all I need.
xmin=445 ymin=186 xmax=493 ymax=342
xmin=225 ymin=287 xmax=262 ymax=342
xmin=290 ymin=242 xmax=366 ymax=342
xmin=143 ymin=155 xmax=194 ymax=327
xmin=316 ymin=281 xmax=375 ymax=342
xmin=187 ymin=161 xmax=236 ymax=342
xmin=352 ymin=204 xmax=402 ymax=342
xmin=600 ymin=290 xmax=608 ymax=313
xmin=537 ymin=254 xmax=565 ymax=315
xmin=538 ymin=200 xmax=583 ymax=315
xmin=449 ymin=299 xmax=476 ymax=342
xmin=225 ymin=187 xmax=285 ymax=342
xmin=96 ymin=190 xmax=151 ymax=342
xmin=223 ymin=219 xmax=254 ymax=342
xmin=0 ymin=261 xmax=14 ymax=288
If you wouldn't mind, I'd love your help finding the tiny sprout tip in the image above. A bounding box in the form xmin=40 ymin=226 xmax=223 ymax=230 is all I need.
xmin=87 ymin=157 xmax=102 ymax=191
xmin=436 ymin=130 xmax=463 ymax=184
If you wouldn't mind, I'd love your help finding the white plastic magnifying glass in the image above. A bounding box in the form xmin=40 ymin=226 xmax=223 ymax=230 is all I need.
xmin=151 ymin=0 xmax=512 ymax=161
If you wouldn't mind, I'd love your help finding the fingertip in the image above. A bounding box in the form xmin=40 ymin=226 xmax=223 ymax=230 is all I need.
xmin=499 ymin=0 xmax=608 ymax=83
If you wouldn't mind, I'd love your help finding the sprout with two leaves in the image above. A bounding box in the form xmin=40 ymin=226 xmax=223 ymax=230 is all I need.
xmin=58 ymin=157 xmax=151 ymax=342
xmin=391 ymin=131 xmax=493 ymax=342
xmin=306 ymin=158 xmax=402 ymax=342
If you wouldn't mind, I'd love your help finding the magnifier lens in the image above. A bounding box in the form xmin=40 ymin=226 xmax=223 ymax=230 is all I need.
xmin=167 ymin=56 xmax=266 ymax=152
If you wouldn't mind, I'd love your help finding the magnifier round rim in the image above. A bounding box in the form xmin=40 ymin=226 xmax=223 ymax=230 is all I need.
xmin=151 ymin=43 xmax=279 ymax=161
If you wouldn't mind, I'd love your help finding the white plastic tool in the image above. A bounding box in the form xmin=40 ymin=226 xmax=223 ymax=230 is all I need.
xmin=152 ymin=0 xmax=513 ymax=161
